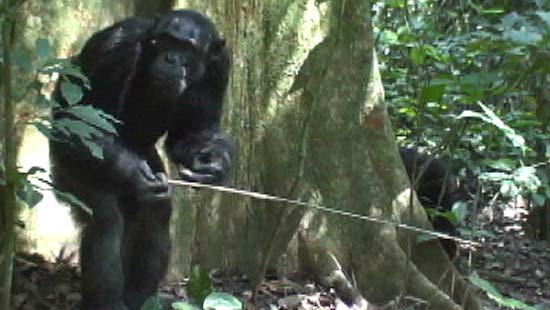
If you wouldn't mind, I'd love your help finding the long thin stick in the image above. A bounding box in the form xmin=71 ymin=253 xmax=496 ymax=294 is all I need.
xmin=168 ymin=179 xmax=480 ymax=247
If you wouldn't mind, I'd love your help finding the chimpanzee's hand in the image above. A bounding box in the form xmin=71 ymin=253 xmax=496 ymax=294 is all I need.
xmin=177 ymin=134 xmax=234 ymax=185
xmin=131 ymin=161 xmax=171 ymax=203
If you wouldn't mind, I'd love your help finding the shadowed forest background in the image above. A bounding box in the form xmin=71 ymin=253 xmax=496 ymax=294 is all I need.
xmin=0 ymin=0 xmax=549 ymax=310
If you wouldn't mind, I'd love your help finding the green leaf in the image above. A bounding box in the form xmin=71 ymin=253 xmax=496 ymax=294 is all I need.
xmin=381 ymin=31 xmax=399 ymax=44
xmin=451 ymin=201 xmax=469 ymax=223
xmin=17 ymin=178 xmax=44 ymax=208
xmin=15 ymin=50 xmax=32 ymax=73
xmin=469 ymin=274 xmax=503 ymax=299
xmin=500 ymin=180 xmax=519 ymax=197
xmin=423 ymin=44 xmax=446 ymax=62
xmin=459 ymin=228 xmax=495 ymax=238
xmin=425 ymin=208 xmax=459 ymax=225
xmin=39 ymin=58 xmax=90 ymax=87
xmin=55 ymin=118 xmax=97 ymax=139
xmin=459 ymin=103 xmax=525 ymax=150
xmin=478 ymin=102 xmax=525 ymax=149
xmin=187 ymin=266 xmax=213 ymax=304
xmin=488 ymin=159 xmax=516 ymax=172
xmin=501 ymin=12 xmax=526 ymax=29
xmin=171 ymin=302 xmax=202 ymax=310
xmin=35 ymin=38 xmax=51 ymax=59
xmin=410 ymin=46 xmax=424 ymax=66
xmin=504 ymin=30 xmax=542 ymax=45
xmin=532 ymin=193 xmax=546 ymax=207
xmin=461 ymin=72 xmax=499 ymax=86
xmin=469 ymin=274 xmax=535 ymax=310
xmin=33 ymin=122 xmax=56 ymax=140
xmin=420 ymin=84 xmax=445 ymax=104
xmin=385 ymin=0 xmax=405 ymax=8
xmin=458 ymin=110 xmax=495 ymax=124
xmin=480 ymin=171 xmax=511 ymax=182
xmin=60 ymin=81 xmax=84 ymax=105
xmin=536 ymin=11 xmax=550 ymax=27
xmin=430 ymin=75 xmax=455 ymax=86
xmin=481 ymin=8 xmax=505 ymax=14
xmin=67 ymin=105 xmax=119 ymax=134
xmin=50 ymin=116 xmax=107 ymax=159
xmin=82 ymin=139 xmax=104 ymax=160
xmin=141 ymin=296 xmax=164 ymax=310
xmin=514 ymin=166 xmax=540 ymax=191
xmin=203 ymin=292 xmax=242 ymax=310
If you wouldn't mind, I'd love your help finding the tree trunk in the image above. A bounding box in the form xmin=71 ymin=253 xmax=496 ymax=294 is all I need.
xmin=167 ymin=0 xmax=482 ymax=309
xmin=12 ymin=0 xmax=481 ymax=308
xmin=0 ymin=10 xmax=17 ymax=310
xmin=135 ymin=0 xmax=176 ymax=18
xmin=15 ymin=0 xmax=137 ymax=255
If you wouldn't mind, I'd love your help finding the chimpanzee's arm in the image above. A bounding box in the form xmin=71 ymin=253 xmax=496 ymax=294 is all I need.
xmin=50 ymin=133 xmax=169 ymax=202
xmin=165 ymin=36 xmax=234 ymax=185
xmin=166 ymin=122 xmax=234 ymax=185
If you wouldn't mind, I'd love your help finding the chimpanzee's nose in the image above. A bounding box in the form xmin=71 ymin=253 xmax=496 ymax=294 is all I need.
xmin=165 ymin=53 xmax=178 ymax=65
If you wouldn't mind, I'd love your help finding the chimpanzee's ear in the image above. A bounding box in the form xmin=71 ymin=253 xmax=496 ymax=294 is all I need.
xmin=209 ymin=38 xmax=226 ymax=56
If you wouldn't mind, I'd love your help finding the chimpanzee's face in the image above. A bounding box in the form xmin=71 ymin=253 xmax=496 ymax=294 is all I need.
xmin=145 ymin=35 xmax=207 ymax=96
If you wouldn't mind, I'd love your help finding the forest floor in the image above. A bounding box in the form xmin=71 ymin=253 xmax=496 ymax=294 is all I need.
xmin=459 ymin=201 xmax=550 ymax=310
xmin=10 ymin=202 xmax=550 ymax=310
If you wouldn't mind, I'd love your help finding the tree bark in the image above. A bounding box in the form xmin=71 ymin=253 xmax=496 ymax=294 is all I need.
xmin=134 ymin=0 xmax=176 ymax=18
xmin=7 ymin=0 xmax=484 ymax=308
xmin=0 ymin=9 xmax=17 ymax=310
xmin=166 ymin=1 xmax=485 ymax=309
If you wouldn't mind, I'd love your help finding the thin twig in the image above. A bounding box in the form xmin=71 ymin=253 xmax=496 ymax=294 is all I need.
xmin=168 ymin=179 xmax=481 ymax=247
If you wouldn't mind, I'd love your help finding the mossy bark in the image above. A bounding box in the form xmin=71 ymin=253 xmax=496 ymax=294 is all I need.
xmin=168 ymin=1 xmax=482 ymax=309
xmin=11 ymin=1 xmax=483 ymax=308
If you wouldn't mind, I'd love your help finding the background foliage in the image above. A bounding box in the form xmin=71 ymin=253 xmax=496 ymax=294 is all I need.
xmin=376 ymin=0 xmax=550 ymax=222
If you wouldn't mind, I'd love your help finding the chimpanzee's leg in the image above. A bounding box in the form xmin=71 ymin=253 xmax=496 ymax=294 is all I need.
xmin=122 ymin=198 xmax=172 ymax=309
xmin=78 ymin=192 xmax=127 ymax=310
xmin=122 ymin=150 xmax=172 ymax=310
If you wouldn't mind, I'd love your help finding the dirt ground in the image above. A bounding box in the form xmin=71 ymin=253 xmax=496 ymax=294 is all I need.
xmin=10 ymin=201 xmax=550 ymax=310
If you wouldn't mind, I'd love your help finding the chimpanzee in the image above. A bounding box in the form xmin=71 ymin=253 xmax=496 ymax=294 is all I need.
xmin=399 ymin=147 xmax=462 ymax=257
xmin=49 ymin=10 xmax=234 ymax=310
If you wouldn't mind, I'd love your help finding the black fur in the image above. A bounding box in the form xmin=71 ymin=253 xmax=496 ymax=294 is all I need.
xmin=50 ymin=10 xmax=234 ymax=310
xmin=399 ymin=148 xmax=461 ymax=258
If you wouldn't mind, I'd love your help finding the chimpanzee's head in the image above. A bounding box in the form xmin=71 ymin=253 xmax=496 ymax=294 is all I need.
xmin=142 ymin=10 xmax=227 ymax=97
